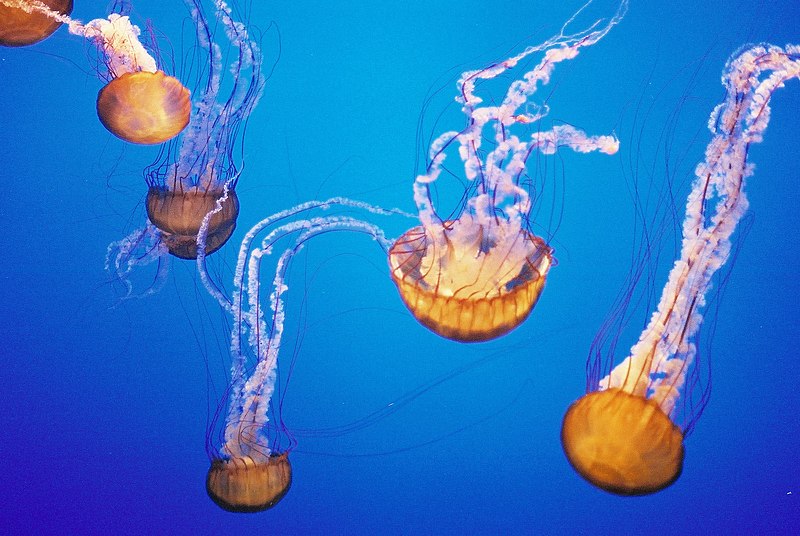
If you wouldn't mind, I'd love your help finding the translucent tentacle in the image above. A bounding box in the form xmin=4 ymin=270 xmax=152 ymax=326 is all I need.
xmin=601 ymin=44 xmax=800 ymax=416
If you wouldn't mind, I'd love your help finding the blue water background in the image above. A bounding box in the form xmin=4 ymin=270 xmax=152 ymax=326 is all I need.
xmin=0 ymin=0 xmax=798 ymax=533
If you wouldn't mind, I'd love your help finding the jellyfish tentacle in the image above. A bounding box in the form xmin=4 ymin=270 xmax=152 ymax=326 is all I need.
xmin=601 ymin=45 xmax=800 ymax=415
xmin=0 ymin=1 xmax=160 ymax=74
xmin=175 ymin=0 xmax=265 ymax=191
xmin=415 ymin=1 xmax=627 ymax=226
xmin=105 ymin=224 xmax=170 ymax=300
xmin=217 ymin=216 xmax=396 ymax=462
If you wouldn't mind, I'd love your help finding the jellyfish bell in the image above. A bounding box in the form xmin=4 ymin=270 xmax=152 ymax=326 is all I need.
xmin=0 ymin=0 xmax=72 ymax=47
xmin=561 ymin=389 xmax=684 ymax=495
xmin=146 ymin=187 xmax=240 ymax=259
xmin=97 ymin=70 xmax=191 ymax=145
xmin=389 ymin=219 xmax=553 ymax=342
xmin=206 ymin=453 xmax=292 ymax=513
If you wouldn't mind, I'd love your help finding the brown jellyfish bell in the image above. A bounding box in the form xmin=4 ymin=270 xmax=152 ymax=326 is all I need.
xmin=146 ymin=187 xmax=240 ymax=260
xmin=206 ymin=453 xmax=292 ymax=513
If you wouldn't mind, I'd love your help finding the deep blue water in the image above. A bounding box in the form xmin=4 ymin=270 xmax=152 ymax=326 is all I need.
xmin=1 ymin=1 xmax=799 ymax=534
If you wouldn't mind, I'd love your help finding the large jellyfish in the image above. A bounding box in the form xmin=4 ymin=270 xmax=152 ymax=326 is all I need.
xmin=387 ymin=1 xmax=625 ymax=342
xmin=0 ymin=0 xmax=191 ymax=144
xmin=0 ymin=0 xmax=71 ymax=47
xmin=106 ymin=0 xmax=266 ymax=298
xmin=561 ymin=44 xmax=800 ymax=495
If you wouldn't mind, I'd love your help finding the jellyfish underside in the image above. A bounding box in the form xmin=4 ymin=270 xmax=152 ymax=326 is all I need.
xmin=389 ymin=223 xmax=552 ymax=342
xmin=206 ymin=453 xmax=292 ymax=513
xmin=561 ymin=388 xmax=684 ymax=495
xmin=96 ymin=71 xmax=191 ymax=145
xmin=146 ymin=187 xmax=240 ymax=259
xmin=0 ymin=0 xmax=72 ymax=47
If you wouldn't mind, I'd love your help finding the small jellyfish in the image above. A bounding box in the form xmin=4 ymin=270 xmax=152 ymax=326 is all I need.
xmin=0 ymin=0 xmax=190 ymax=144
xmin=140 ymin=0 xmax=263 ymax=262
xmin=562 ymin=43 xmax=800 ymax=495
xmin=0 ymin=0 xmax=72 ymax=47
xmin=388 ymin=2 xmax=626 ymax=342
xmin=197 ymin=199 xmax=403 ymax=512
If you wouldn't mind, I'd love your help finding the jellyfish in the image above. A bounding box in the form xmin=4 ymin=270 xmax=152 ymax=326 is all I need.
xmin=388 ymin=1 xmax=626 ymax=342
xmin=0 ymin=0 xmax=190 ymax=144
xmin=198 ymin=198 xmax=408 ymax=512
xmin=561 ymin=44 xmax=800 ymax=495
xmin=139 ymin=0 xmax=266 ymax=262
xmin=106 ymin=0 xmax=266 ymax=299
xmin=0 ymin=0 xmax=71 ymax=47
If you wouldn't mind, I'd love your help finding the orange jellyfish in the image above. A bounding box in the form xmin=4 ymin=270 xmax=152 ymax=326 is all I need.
xmin=77 ymin=12 xmax=191 ymax=144
xmin=200 ymin=211 xmax=302 ymax=513
xmin=0 ymin=1 xmax=190 ymax=144
xmin=0 ymin=0 xmax=72 ymax=47
xmin=562 ymin=43 xmax=800 ymax=495
xmin=388 ymin=3 xmax=626 ymax=342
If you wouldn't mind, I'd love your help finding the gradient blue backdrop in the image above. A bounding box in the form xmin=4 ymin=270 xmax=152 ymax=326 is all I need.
xmin=1 ymin=0 xmax=798 ymax=533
